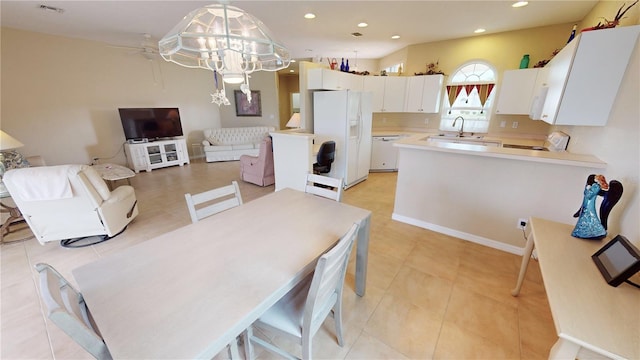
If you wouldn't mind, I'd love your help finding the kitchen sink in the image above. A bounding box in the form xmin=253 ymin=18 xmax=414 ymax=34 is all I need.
xmin=502 ymin=144 xmax=549 ymax=151
xmin=432 ymin=133 xmax=484 ymax=139
xmin=424 ymin=135 xmax=501 ymax=147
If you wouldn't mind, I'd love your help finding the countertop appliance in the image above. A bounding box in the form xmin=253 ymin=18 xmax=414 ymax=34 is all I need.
xmin=313 ymin=90 xmax=372 ymax=188
xmin=545 ymin=131 xmax=570 ymax=152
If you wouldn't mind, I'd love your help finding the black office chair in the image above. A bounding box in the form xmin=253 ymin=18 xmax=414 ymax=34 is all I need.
xmin=313 ymin=141 xmax=336 ymax=175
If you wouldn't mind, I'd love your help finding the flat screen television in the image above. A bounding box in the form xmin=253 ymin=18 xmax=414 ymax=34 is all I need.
xmin=118 ymin=107 xmax=183 ymax=141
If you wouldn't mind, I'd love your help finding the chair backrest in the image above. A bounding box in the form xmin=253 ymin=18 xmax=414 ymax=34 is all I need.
xmin=303 ymin=223 xmax=359 ymax=338
xmin=35 ymin=263 xmax=112 ymax=360
xmin=305 ymin=173 xmax=344 ymax=202
xmin=184 ymin=181 xmax=243 ymax=223
xmin=315 ymin=141 xmax=336 ymax=173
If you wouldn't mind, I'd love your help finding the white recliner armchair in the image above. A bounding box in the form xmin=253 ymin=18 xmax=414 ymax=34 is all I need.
xmin=4 ymin=164 xmax=138 ymax=246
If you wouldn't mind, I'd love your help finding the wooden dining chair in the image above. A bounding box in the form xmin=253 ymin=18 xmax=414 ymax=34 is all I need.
xmin=35 ymin=263 xmax=113 ymax=360
xmin=184 ymin=181 xmax=243 ymax=223
xmin=304 ymin=173 xmax=344 ymax=202
xmin=244 ymin=223 xmax=360 ymax=360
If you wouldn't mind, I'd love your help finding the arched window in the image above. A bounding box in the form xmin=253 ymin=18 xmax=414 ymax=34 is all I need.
xmin=440 ymin=61 xmax=496 ymax=134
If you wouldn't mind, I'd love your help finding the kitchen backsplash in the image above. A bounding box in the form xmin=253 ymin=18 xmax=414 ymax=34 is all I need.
xmin=373 ymin=112 xmax=551 ymax=136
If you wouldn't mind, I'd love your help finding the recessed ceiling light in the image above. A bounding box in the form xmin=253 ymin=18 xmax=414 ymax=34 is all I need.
xmin=304 ymin=13 xmax=316 ymax=19
xmin=474 ymin=28 xmax=486 ymax=34
xmin=357 ymin=22 xmax=368 ymax=28
xmin=391 ymin=35 xmax=400 ymax=40
xmin=512 ymin=1 xmax=529 ymax=8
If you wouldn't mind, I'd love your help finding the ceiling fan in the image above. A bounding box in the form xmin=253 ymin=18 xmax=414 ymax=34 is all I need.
xmin=108 ymin=33 xmax=160 ymax=60
xmin=108 ymin=33 xmax=165 ymax=87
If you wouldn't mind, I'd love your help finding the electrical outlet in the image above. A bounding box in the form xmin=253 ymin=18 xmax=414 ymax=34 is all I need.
xmin=512 ymin=121 xmax=519 ymax=128
xmin=424 ymin=118 xmax=430 ymax=124
xmin=500 ymin=121 xmax=506 ymax=128
xmin=517 ymin=218 xmax=528 ymax=230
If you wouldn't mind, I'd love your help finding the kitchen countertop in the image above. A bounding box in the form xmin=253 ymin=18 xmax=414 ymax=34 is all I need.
xmin=372 ymin=129 xmax=546 ymax=146
xmin=394 ymin=133 xmax=606 ymax=169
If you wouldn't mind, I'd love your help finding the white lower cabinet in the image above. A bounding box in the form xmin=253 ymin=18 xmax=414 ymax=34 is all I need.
xmin=124 ymin=139 xmax=189 ymax=173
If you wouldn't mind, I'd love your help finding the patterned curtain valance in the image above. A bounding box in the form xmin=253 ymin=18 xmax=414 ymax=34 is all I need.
xmin=446 ymin=83 xmax=496 ymax=111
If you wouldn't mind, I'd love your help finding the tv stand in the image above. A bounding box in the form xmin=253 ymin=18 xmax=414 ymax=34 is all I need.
xmin=124 ymin=138 xmax=189 ymax=173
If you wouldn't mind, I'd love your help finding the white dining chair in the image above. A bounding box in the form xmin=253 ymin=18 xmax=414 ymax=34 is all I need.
xmin=184 ymin=181 xmax=243 ymax=223
xmin=244 ymin=222 xmax=359 ymax=360
xmin=304 ymin=173 xmax=344 ymax=202
xmin=35 ymin=263 xmax=113 ymax=360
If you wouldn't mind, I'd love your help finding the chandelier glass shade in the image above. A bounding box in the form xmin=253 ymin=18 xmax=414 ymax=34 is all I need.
xmin=159 ymin=4 xmax=291 ymax=105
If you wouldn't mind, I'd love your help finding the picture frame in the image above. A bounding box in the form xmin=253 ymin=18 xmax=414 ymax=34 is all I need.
xmin=234 ymin=90 xmax=262 ymax=117
xmin=591 ymin=234 xmax=640 ymax=287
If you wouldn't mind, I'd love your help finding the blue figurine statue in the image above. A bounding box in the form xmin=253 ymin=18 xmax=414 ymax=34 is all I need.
xmin=572 ymin=174 xmax=623 ymax=239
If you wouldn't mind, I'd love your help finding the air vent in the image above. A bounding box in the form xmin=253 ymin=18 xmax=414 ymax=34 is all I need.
xmin=351 ymin=32 xmax=363 ymax=37
xmin=38 ymin=4 xmax=65 ymax=14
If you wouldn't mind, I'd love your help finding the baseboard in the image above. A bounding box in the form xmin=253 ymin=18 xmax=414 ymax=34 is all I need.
xmin=391 ymin=213 xmax=524 ymax=256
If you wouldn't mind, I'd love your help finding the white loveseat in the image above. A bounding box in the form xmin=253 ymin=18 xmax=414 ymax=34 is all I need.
xmin=202 ymin=126 xmax=275 ymax=162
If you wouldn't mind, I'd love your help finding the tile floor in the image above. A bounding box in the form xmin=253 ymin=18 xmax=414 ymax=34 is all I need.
xmin=1 ymin=160 xmax=557 ymax=359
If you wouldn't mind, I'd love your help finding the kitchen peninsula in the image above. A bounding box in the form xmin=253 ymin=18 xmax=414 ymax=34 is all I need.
xmin=392 ymin=135 xmax=606 ymax=254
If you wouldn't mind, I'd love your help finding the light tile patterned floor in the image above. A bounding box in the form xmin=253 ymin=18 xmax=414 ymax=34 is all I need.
xmin=1 ymin=160 xmax=556 ymax=359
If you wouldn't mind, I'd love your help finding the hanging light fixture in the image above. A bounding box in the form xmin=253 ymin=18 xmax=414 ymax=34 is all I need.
xmin=159 ymin=3 xmax=291 ymax=106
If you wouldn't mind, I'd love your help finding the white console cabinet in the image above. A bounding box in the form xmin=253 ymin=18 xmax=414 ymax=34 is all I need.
xmin=124 ymin=139 xmax=189 ymax=173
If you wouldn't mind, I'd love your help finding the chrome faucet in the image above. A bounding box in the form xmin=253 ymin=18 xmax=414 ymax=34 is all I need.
xmin=452 ymin=116 xmax=465 ymax=136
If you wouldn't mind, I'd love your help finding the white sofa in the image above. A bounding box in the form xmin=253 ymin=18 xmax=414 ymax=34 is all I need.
xmin=202 ymin=126 xmax=275 ymax=162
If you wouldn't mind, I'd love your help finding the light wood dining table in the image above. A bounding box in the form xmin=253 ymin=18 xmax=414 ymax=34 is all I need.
xmin=72 ymin=188 xmax=371 ymax=359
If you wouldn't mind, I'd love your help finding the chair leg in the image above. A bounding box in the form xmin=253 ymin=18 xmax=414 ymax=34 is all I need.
xmin=244 ymin=327 xmax=255 ymax=360
xmin=227 ymin=340 xmax=241 ymax=360
xmin=333 ymin=303 xmax=344 ymax=347
xmin=302 ymin=336 xmax=312 ymax=360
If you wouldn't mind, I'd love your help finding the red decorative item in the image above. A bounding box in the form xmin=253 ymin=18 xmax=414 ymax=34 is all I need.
xmin=581 ymin=0 xmax=638 ymax=32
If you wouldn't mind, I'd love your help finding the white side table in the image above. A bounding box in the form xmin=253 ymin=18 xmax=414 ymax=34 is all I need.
xmin=92 ymin=163 xmax=136 ymax=190
xmin=0 ymin=193 xmax=31 ymax=243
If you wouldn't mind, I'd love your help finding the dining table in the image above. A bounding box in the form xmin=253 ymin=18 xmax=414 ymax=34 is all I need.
xmin=72 ymin=188 xmax=371 ymax=359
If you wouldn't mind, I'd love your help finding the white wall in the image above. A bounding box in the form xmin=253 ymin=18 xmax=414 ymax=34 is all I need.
xmin=1 ymin=27 xmax=279 ymax=166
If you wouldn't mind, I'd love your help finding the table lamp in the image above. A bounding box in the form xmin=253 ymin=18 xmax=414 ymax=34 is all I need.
xmin=0 ymin=130 xmax=25 ymax=196
xmin=286 ymin=113 xmax=301 ymax=129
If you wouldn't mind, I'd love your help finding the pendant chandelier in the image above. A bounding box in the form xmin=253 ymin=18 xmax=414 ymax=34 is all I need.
xmin=159 ymin=3 xmax=291 ymax=106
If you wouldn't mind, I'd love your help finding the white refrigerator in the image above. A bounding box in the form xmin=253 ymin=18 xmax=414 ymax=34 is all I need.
xmin=313 ymin=90 xmax=372 ymax=189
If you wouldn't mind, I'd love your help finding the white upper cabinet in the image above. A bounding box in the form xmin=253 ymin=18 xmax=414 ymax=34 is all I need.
xmin=404 ymin=75 xmax=444 ymax=113
xmin=307 ymin=68 xmax=363 ymax=91
xmin=495 ymin=69 xmax=540 ymax=115
xmin=363 ymin=76 xmax=407 ymax=112
xmin=533 ymin=25 xmax=640 ymax=126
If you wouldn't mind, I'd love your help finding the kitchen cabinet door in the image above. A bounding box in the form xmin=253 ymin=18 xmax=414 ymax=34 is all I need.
xmin=363 ymin=77 xmax=386 ymax=112
xmin=405 ymin=75 xmax=444 ymax=113
xmin=536 ymin=25 xmax=640 ymax=126
xmin=308 ymin=68 xmax=363 ymax=91
xmin=363 ymin=76 xmax=408 ymax=112
xmin=495 ymin=69 xmax=539 ymax=115
xmin=383 ymin=77 xmax=407 ymax=112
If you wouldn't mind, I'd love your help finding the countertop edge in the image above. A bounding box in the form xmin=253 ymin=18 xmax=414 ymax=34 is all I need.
xmin=395 ymin=138 xmax=607 ymax=169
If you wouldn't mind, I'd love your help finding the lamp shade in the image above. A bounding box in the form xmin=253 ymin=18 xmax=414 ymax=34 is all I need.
xmin=286 ymin=113 xmax=301 ymax=128
xmin=0 ymin=131 xmax=24 ymax=151
xmin=158 ymin=4 xmax=291 ymax=75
